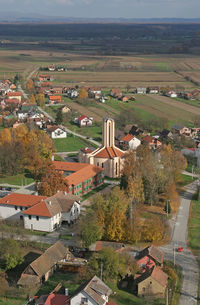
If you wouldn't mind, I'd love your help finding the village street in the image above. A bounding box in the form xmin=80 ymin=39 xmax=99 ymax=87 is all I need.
xmin=161 ymin=181 xmax=199 ymax=305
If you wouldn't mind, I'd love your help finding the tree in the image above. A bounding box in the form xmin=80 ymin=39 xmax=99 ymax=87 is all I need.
xmin=38 ymin=163 xmax=66 ymax=196
xmin=29 ymin=94 xmax=36 ymax=104
xmin=79 ymin=88 xmax=88 ymax=100
xmin=0 ymin=239 xmax=24 ymax=270
xmin=88 ymin=247 xmax=127 ymax=282
xmin=55 ymin=110 xmax=63 ymax=125
xmin=26 ymin=79 xmax=35 ymax=92
xmin=126 ymin=84 xmax=131 ymax=93
xmin=36 ymin=93 xmax=45 ymax=107
xmin=80 ymin=217 xmax=103 ymax=248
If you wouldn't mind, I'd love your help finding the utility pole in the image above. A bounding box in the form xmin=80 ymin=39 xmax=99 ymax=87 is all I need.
xmin=173 ymin=243 xmax=176 ymax=266
xmin=166 ymin=287 xmax=168 ymax=305
xmin=167 ymin=200 xmax=169 ymax=217
xmin=192 ymin=165 xmax=194 ymax=180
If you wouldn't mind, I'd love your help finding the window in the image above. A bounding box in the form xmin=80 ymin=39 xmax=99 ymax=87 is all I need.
xmin=36 ymin=216 xmax=39 ymax=221
xmin=28 ymin=215 xmax=32 ymax=220
xmin=81 ymin=298 xmax=88 ymax=304
xmin=142 ymin=287 xmax=145 ymax=292
xmin=20 ymin=207 xmax=23 ymax=211
xmin=15 ymin=206 xmax=18 ymax=210
xmin=102 ymin=163 xmax=104 ymax=168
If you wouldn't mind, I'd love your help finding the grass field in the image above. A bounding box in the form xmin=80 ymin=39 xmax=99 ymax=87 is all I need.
xmin=0 ymin=173 xmax=34 ymax=186
xmin=188 ymin=194 xmax=200 ymax=305
xmin=53 ymin=134 xmax=87 ymax=152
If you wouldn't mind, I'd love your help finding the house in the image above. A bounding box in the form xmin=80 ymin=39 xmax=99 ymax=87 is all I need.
xmin=120 ymin=134 xmax=141 ymax=150
xmin=7 ymin=91 xmax=22 ymax=102
xmin=0 ymin=193 xmax=46 ymax=221
xmin=44 ymin=294 xmax=69 ymax=305
xmin=66 ymin=88 xmax=79 ymax=99
xmin=121 ymin=96 xmax=129 ymax=102
xmin=159 ymin=129 xmax=173 ymax=141
xmin=51 ymin=87 xmax=63 ymax=95
xmin=49 ymin=95 xmax=62 ymax=104
xmin=23 ymin=197 xmax=62 ymax=232
xmin=41 ymin=82 xmax=53 ymax=87
xmin=142 ymin=136 xmax=162 ymax=150
xmin=148 ymin=87 xmax=159 ymax=94
xmin=46 ymin=126 xmax=67 ymax=139
xmin=99 ymin=96 xmax=106 ymax=103
xmin=5 ymin=98 xmax=20 ymax=107
xmin=136 ymin=245 xmax=164 ymax=270
xmin=129 ymin=125 xmax=145 ymax=137
xmin=39 ymin=75 xmax=51 ymax=82
xmin=59 ymin=105 xmax=71 ymax=114
xmin=46 ymin=191 xmax=81 ymax=225
xmin=17 ymin=241 xmax=68 ymax=287
xmin=53 ymin=161 xmax=104 ymax=196
xmin=133 ymin=266 xmax=168 ymax=298
xmin=171 ymin=123 xmax=187 ymax=135
xmin=136 ymin=88 xmax=146 ymax=94
xmin=166 ymin=90 xmax=177 ymax=98
xmin=74 ymin=115 xmax=93 ymax=127
xmin=79 ymin=118 xmax=125 ymax=178
xmin=48 ymin=64 xmax=56 ymax=71
xmin=70 ymin=275 xmax=112 ymax=305
xmin=110 ymin=89 xmax=122 ymax=99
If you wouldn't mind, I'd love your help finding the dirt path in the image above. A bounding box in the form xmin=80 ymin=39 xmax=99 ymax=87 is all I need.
xmin=153 ymin=95 xmax=200 ymax=116
xmin=68 ymin=102 xmax=103 ymax=121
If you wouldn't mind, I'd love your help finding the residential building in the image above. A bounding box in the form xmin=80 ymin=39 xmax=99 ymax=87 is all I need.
xmin=44 ymin=294 xmax=69 ymax=305
xmin=79 ymin=118 xmax=125 ymax=178
xmin=142 ymin=136 xmax=162 ymax=150
xmin=7 ymin=91 xmax=22 ymax=102
xmin=0 ymin=193 xmax=46 ymax=221
xmin=74 ymin=115 xmax=93 ymax=127
xmin=166 ymin=90 xmax=177 ymax=98
xmin=59 ymin=105 xmax=71 ymax=114
xmin=17 ymin=241 xmax=68 ymax=287
xmin=136 ymin=88 xmax=146 ymax=94
xmin=171 ymin=123 xmax=187 ymax=135
xmin=46 ymin=126 xmax=67 ymax=139
xmin=46 ymin=191 xmax=81 ymax=225
xmin=39 ymin=75 xmax=51 ymax=82
xmin=133 ymin=266 xmax=168 ymax=297
xmin=136 ymin=245 xmax=164 ymax=270
xmin=110 ymin=89 xmax=122 ymax=99
xmin=70 ymin=275 xmax=112 ymax=305
xmin=49 ymin=95 xmax=62 ymax=104
xmin=120 ymin=134 xmax=141 ymax=150
xmin=148 ymin=87 xmax=159 ymax=94
xmin=53 ymin=161 xmax=104 ymax=196
xmin=23 ymin=197 xmax=62 ymax=232
xmin=51 ymin=87 xmax=63 ymax=95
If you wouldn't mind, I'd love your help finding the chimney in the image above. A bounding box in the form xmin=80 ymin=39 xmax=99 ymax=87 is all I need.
xmin=65 ymin=288 xmax=68 ymax=296
xmin=49 ymin=201 xmax=52 ymax=205
xmin=51 ymin=155 xmax=54 ymax=161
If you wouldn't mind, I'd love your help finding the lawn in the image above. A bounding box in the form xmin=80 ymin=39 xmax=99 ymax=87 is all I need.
xmin=81 ymin=183 xmax=110 ymax=201
xmin=0 ymin=173 xmax=34 ymax=186
xmin=179 ymin=174 xmax=196 ymax=187
xmin=188 ymin=194 xmax=200 ymax=305
xmin=53 ymin=134 xmax=87 ymax=152
xmin=0 ymin=296 xmax=26 ymax=305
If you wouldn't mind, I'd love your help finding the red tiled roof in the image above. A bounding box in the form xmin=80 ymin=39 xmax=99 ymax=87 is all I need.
xmin=49 ymin=95 xmax=62 ymax=100
xmin=5 ymin=98 xmax=19 ymax=104
xmin=122 ymin=134 xmax=134 ymax=142
xmin=7 ymin=92 xmax=22 ymax=97
xmin=143 ymin=135 xmax=154 ymax=143
xmin=78 ymin=115 xmax=87 ymax=121
xmin=151 ymin=266 xmax=168 ymax=287
xmin=23 ymin=198 xmax=61 ymax=218
xmin=94 ymin=147 xmax=124 ymax=159
xmin=53 ymin=161 xmax=103 ymax=186
xmin=0 ymin=193 xmax=47 ymax=208
xmin=44 ymin=294 xmax=69 ymax=305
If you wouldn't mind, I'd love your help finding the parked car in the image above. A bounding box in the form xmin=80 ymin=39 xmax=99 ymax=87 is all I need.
xmin=177 ymin=246 xmax=184 ymax=252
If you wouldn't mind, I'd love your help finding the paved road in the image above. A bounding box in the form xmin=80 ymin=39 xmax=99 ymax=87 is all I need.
xmin=18 ymin=67 xmax=39 ymax=99
xmin=38 ymin=106 xmax=101 ymax=147
xmin=161 ymin=181 xmax=199 ymax=305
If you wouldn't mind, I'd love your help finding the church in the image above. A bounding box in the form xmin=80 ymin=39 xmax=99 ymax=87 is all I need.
xmin=78 ymin=118 xmax=126 ymax=178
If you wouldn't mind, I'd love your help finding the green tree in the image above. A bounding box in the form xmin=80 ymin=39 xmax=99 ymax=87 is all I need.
xmin=0 ymin=239 xmax=24 ymax=271
xmin=80 ymin=216 xmax=103 ymax=248
xmin=55 ymin=110 xmax=63 ymax=125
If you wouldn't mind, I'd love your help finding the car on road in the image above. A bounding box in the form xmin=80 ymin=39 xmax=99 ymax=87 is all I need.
xmin=177 ymin=246 xmax=184 ymax=252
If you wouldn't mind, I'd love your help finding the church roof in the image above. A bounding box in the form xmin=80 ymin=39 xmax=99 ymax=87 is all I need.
xmin=94 ymin=146 xmax=124 ymax=159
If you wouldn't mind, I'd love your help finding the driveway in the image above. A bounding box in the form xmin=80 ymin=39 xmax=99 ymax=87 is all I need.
xmin=161 ymin=181 xmax=199 ymax=305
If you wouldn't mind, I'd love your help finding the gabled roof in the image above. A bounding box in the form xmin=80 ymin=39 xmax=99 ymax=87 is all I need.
xmin=121 ymin=134 xmax=134 ymax=142
xmin=46 ymin=125 xmax=64 ymax=133
xmin=143 ymin=135 xmax=154 ymax=143
xmin=49 ymin=95 xmax=62 ymax=100
xmin=137 ymin=245 xmax=164 ymax=264
xmin=94 ymin=146 xmax=124 ymax=159
xmin=46 ymin=191 xmax=80 ymax=213
xmin=7 ymin=91 xmax=22 ymax=97
xmin=0 ymin=193 xmax=46 ymax=208
xmin=78 ymin=115 xmax=87 ymax=121
xmin=44 ymin=294 xmax=69 ymax=305
xmin=27 ymin=241 xmax=67 ymax=278
xmin=23 ymin=199 xmax=61 ymax=218
xmin=135 ymin=266 xmax=168 ymax=287
xmin=71 ymin=275 xmax=112 ymax=305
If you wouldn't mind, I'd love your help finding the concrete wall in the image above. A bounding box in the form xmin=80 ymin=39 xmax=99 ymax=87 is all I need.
xmin=23 ymin=213 xmax=61 ymax=232
xmin=0 ymin=204 xmax=26 ymax=220
xmin=62 ymin=202 xmax=80 ymax=224
xmin=70 ymin=291 xmax=107 ymax=305
xmin=138 ymin=277 xmax=166 ymax=297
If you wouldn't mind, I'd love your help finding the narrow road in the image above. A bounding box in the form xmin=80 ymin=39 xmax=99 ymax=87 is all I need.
xmin=161 ymin=181 xmax=199 ymax=305
xmin=38 ymin=106 xmax=101 ymax=147
xmin=18 ymin=67 xmax=39 ymax=99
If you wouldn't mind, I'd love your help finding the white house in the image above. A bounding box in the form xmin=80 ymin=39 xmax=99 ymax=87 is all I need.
xmin=46 ymin=126 xmax=67 ymax=139
xmin=70 ymin=275 xmax=112 ymax=305
xmin=149 ymin=87 xmax=159 ymax=94
xmin=23 ymin=198 xmax=62 ymax=232
xmin=17 ymin=110 xmax=29 ymax=121
xmin=51 ymin=192 xmax=81 ymax=225
xmin=137 ymin=87 xmax=146 ymax=94
xmin=74 ymin=115 xmax=93 ymax=127
xmin=166 ymin=90 xmax=177 ymax=98
xmin=120 ymin=134 xmax=141 ymax=150
xmin=0 ymin=193 xmax=46 ymax=221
